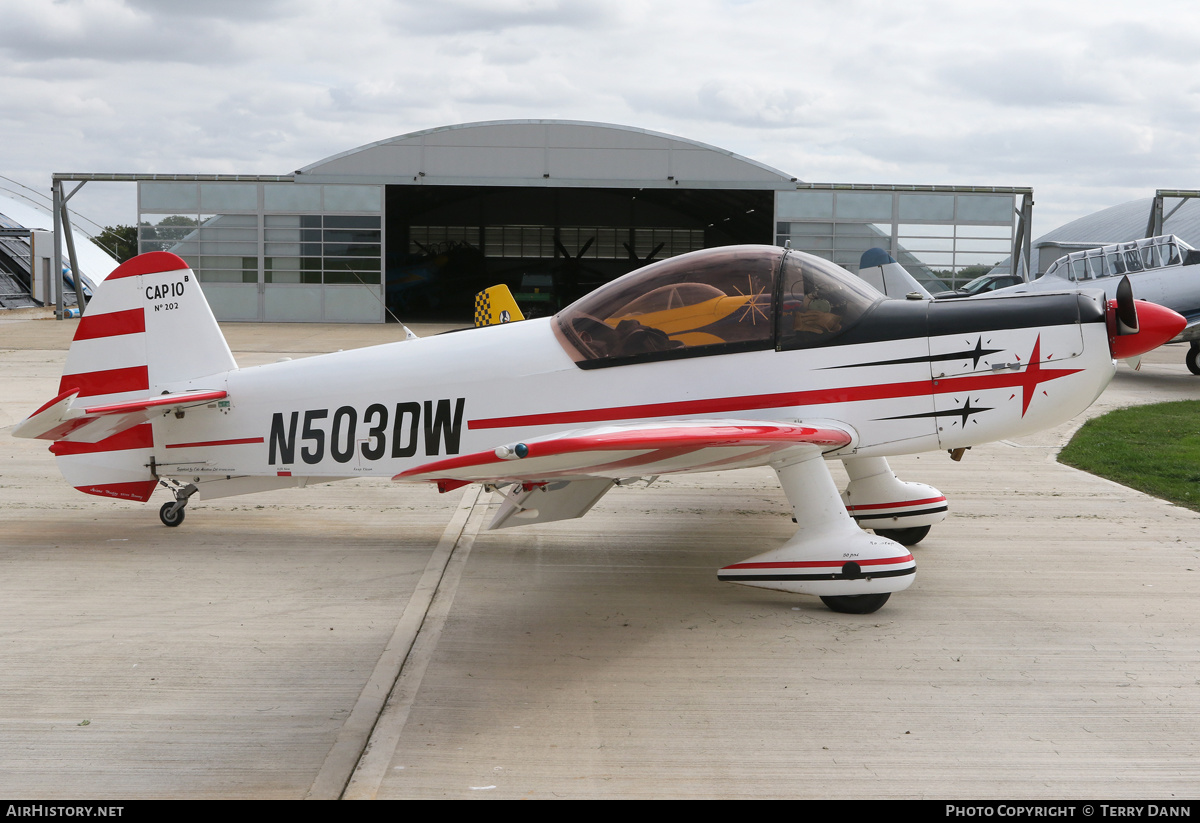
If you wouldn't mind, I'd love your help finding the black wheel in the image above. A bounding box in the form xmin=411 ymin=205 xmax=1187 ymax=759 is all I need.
xmin=159 ymin=502 xmax=185 ymax=527
xmin=873 ymin=525 xmax=931 ymax=545
xmin=820 ymin=593 xmax=891 ymax=614
xmin=1186 ymin=346 xmax=1200 ymax=376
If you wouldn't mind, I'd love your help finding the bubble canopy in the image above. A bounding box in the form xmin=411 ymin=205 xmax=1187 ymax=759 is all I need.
xmin=556 ymin=245 xmax=884 ymax=367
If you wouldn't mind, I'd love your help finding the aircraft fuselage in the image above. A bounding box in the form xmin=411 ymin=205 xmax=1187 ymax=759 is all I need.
xmin=151 ymin=292 xmax=1114 ymax=493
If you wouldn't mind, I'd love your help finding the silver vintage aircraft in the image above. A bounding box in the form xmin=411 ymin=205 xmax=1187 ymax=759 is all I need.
xmin=13 ymin=246 xmax=1184 ymax=613
xmin=991 ymin=235 xmax=1200 ymax=373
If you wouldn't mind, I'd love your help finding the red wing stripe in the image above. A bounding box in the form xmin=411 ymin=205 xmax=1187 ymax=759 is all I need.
xmin=50 ymin=424 xmax=154 ymax=456
xmin=523 ymin=425 xmax=844 ymax=456
xmin=490 ymin=444 xmax=785 ymax=482
xmin=847 ymin=495 xmax=947 ymax=513
xmin=60 ymin=366 xmax=149 ymax=399
xmin=74 ymin=308 xmax=145 ymax=341
xmin=106 ymin=251 xmax=189 ymax=280
xmin=165 ymin=437 xmax=264 ymax=449
xmin=723 ymin=554 xmax=914 ymax=570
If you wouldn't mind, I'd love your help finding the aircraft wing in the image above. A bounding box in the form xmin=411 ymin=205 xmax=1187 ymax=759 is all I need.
xmin=394 ymin=418 xmax=855 ymax=530
xmin=394 ymin=419 xmax=854 ymax=486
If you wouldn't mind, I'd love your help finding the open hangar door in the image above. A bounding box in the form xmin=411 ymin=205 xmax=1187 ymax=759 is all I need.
xmin=384 ymin=185 xmax=774 ymax=321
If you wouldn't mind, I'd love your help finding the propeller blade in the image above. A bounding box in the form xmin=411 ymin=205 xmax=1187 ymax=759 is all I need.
xmin=1116 ymin=275 xmax=1139 ymax=335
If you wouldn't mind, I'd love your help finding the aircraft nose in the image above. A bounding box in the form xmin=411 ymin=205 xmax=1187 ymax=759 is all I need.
xmin=1109 ymin=299 xmax=1187 ymax=360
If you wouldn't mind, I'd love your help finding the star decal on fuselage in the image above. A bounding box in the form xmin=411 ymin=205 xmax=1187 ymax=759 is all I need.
xmin=830 ymin=335 xmax=1004 ymax=370
xmin=962 ymin=336 xmax=1000 ymax=370
xmin=934 ymin=336 xmax=1082 ymax=417
xmin=877 ymin=398 xmax=994 ymax=428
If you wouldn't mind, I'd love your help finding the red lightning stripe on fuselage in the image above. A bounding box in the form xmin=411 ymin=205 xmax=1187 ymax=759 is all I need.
xmin=470 ymin=336 xmax=1082 ymax=431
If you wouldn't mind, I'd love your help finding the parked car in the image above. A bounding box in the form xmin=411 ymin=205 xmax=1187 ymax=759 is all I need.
xmin=931 ymin=273 xmax=1024 ymax=299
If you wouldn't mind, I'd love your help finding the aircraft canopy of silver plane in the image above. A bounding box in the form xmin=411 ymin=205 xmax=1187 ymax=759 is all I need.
xmin=11 ymin=246 xmax=1187 ymax=614
xmin=1040 ymin=235 xmax=1197 ymax=283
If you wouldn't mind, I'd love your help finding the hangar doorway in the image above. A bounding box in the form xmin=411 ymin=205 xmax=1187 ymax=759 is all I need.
xmin=384 ymin=185 xmax=773 ymax=321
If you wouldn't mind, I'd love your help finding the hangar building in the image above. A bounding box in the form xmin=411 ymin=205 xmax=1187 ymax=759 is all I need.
xmin=127 ymin=120 xmax=1027 ymax=323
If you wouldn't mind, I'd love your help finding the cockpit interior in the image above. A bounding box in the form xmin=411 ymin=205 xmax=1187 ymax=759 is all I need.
xmin=556 ymin=246 xmax=883 ymax=367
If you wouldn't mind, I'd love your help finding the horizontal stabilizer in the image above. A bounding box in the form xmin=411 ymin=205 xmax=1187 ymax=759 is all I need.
xmin=13 ymin=388 xmax=227 ymax=444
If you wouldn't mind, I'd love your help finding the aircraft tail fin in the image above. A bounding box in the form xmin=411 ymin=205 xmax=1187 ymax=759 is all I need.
xmin=15 ymin=251 xmax=236 ymax=502
xmin=857 ymin=248 xmax=933 ymax=299
xmin=473 ymin=284 xmax=525 ymax=327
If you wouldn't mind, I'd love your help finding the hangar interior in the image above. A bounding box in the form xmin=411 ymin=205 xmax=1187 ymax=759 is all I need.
xmin=385 ymin=184 xmax=771 ymax=318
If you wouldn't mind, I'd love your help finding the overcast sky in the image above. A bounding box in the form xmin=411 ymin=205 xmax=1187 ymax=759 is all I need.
xmin=2 ymin=0 xmax=1197 ymax=239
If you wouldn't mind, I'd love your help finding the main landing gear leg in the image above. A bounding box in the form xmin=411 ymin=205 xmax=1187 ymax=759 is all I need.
xmin=840 ymin=456 xmax=948 ymax=545
xmin=717 ymin=449 xmax=915 ymax=614
xmin=158 ymin=481 xmax=197 ymax=527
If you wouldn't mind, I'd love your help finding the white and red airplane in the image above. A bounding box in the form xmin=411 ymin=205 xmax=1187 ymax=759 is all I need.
xmin=12 ymin=246 xmax=1184 ymax=613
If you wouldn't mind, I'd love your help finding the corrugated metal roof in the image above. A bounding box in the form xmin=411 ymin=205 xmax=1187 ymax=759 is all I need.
xmin=300 ymin=120 xmax=800 ymax=189
xmin=1030 ymin=196 xmax=1200 ymax=272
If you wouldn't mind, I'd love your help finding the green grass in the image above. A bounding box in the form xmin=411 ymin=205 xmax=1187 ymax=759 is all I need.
xmin=1058 ymin=400 xmax=1200 ymax=513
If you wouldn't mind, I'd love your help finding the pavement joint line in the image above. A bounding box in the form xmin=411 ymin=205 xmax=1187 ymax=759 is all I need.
xmin=341 ymin=488 xmax=492 ymax=800
xmin=305 ymin=484 xmax=486 ymax=800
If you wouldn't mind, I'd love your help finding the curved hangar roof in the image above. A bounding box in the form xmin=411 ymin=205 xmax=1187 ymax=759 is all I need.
xmin=298 ymin=120 xmax=799 ymax=189
xmin=1032 ymin=197 xmax=1200 ymax=273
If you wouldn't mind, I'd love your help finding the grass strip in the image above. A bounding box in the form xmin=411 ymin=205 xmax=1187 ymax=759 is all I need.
xmin=1057 ymin=400 xmax=1200 ymax=513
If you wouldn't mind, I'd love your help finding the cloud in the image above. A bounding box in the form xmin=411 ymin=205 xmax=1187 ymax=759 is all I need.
xmin=0 ymin=0 xmax=255 ymax=66
xmin=385 ymin=0 xmax=618 ymax=35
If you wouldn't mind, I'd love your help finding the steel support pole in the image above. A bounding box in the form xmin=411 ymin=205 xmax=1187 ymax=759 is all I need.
xmin=52 ymin=181 xmax=63 ymax=319
xmin=61 ymin=195 xmax=83 ymax=316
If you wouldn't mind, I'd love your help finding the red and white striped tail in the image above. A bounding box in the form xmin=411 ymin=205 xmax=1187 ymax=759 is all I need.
xmin=20 ymin=252 xmax=236 ymax=502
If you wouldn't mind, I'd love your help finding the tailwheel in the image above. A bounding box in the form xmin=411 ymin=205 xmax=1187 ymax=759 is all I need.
xmin=820 ymin=593 xmax=891 ymax=614
xmin=159 ymin=502 xmax=185 ymax=527
xmin=873 ymin=525 xmax=931 ymax=545
xmin=157 ymin=481 xmax=197 ymax=527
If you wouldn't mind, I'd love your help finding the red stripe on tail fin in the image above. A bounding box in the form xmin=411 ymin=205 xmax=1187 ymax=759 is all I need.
xmin=75 ymin=308 xmax=146 ymax=341
xmin=59 ymin=366 xmax=149 ymax=399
